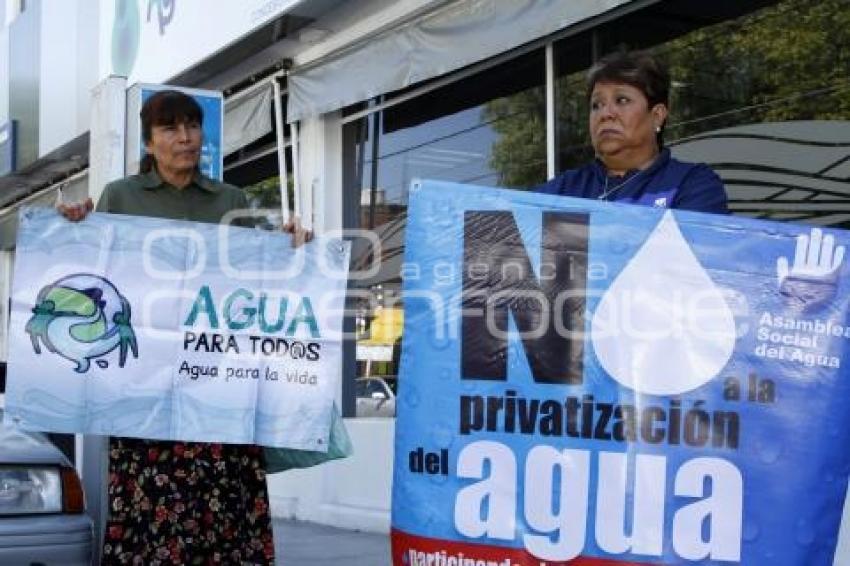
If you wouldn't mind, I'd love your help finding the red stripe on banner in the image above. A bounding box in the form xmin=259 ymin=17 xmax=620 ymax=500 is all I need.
xmin=391 ymin=528 xmax=656 ymax=566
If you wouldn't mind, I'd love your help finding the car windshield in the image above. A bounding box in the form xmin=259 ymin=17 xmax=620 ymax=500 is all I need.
xmin=356 ymin=379 xmax=386 ymax=397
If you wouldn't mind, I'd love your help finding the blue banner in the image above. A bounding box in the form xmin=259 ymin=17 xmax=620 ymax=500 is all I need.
xmin=392 ymin=180 xmax=850 ymax=565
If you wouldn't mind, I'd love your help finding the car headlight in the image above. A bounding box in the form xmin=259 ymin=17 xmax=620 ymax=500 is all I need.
xmin=0 ymin=466 xmax=63 ymax=515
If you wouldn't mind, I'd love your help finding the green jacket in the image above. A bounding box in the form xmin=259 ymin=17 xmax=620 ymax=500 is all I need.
xmin=96 ymin=169 xmax=251 ymax=225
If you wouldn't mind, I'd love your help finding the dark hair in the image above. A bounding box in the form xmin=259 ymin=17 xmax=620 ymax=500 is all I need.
xmin=586 ymin=50 xmax=670 ymax=148
xmin=138 ymin=89 xmax=203 ymax=173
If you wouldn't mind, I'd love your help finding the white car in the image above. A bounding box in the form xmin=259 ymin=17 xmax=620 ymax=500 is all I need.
xmin=0 ymin=408 xmax=93 ymax=565
xmin=355 ymin=376 xmax=396 ymax=418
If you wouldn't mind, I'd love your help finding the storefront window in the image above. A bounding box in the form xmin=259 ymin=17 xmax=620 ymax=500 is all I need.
xmin=554 ymin=0 xmax=850 ymax=225
xmin=341 ymin=0 xmax=850 ymax=417
xmin=342 ymin=50 xmax=547 ymax=414
xmin=660 ymin=0 xmax=850 ymax=226
xmin=223 ymin=91 xmax=292 ymax=229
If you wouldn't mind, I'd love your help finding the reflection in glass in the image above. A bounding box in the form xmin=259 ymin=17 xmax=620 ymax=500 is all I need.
xmin=343 ymin=50 xmax=547 ymax=391
xmin=553 ymin=0 xmax=850 ymax=226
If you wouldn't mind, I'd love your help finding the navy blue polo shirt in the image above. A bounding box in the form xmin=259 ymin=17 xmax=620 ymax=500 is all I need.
xmin=536 ymin=148 xmax=728 ymax=214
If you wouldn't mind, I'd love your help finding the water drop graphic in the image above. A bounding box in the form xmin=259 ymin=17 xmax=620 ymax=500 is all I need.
xmin=591 ymin=212 xmax=736 ymax=395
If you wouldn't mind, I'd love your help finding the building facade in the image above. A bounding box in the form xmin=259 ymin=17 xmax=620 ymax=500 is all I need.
xmin=1 ymin=0 xmax=849 ymax=554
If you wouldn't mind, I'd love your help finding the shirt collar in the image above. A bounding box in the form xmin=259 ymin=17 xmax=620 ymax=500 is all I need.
xmin=140 ymin=168 xmax=220 ymax=193
xmin=139 ymin=169 xmax=164 ymax=189
xmin=193 ymin=173 xmax=221 ymax=193
xmin=592 ymin=147 xmax=671 ymax=180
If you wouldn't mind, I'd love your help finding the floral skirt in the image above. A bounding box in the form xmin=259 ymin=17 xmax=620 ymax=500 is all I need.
xmin=101 ymin=438 xmax=275 ymax=565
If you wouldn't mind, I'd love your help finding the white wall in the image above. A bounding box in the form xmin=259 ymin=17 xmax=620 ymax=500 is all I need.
xmin=38 ymin=0 xmax=99 ymax=156
xmin=76 ymin=0 xmax=99 ymax=139
xmin=38 ymin=0 xmax=77 ymax=155
xmin=267 ymin=418 xmax=394 ymax=533
xmin=295 ymin=111 xmax=343 ymax=235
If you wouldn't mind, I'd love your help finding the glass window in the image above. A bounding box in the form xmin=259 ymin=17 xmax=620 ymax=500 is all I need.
xmin=554 ymin=0 xmax=850 ymax=226
xmin=553 ymin=31 xmax=594 ymax=173
xmin=658 ymin=0 xmax=850 ymax=226
xmin=223 ymin=91 xmax=292 ymax=230
xmin=342 ymin=50 xmax=547 ymax=415
xmin=346 ymin=49 xmax=547 ymax=233
xmin=341 ymin=0 xmax=850 ymax=417
xmin=356 ymin=379 xmax=388 ymax=399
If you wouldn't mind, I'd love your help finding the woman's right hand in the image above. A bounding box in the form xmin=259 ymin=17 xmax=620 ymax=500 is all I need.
xmin=283 ymin=216 xmax=314 ymax=248
xmin=57 ymin=197 xmax=94 ymax=222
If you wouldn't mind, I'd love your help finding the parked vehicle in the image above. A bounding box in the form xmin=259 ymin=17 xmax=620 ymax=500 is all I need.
xmin=355 ymin=376 xmax=396 ymax=418
xmin=0 ymin=408 xmax=93 ymax=565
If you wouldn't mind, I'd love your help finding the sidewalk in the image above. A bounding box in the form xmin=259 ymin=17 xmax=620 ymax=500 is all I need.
xmin=274 ymin=518 xmax=392 ymax=566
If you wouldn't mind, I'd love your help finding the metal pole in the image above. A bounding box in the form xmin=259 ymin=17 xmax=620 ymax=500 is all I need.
xmin=545 ymin=42 xmax=556 ymax=180
xmin=291 ymin=120 xmax=302 ymax=220
xmin=226 ymin=69 xmax=285 ymax=105
xmin=368 ymin=105 xmax=381 ymax=230
xmin=272 ymin=79 xmax=291 ymax=226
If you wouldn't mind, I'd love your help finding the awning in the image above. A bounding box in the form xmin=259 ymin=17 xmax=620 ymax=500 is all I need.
xmin=287 ymin=0 xmax=630 ymax=121
xmin=0 ymin=132 xmax=89 ymax=210
xmin=223 ymin=84 xmax=273 ymax=156
xmin=0 ymin=132 xmax=89 ymax=250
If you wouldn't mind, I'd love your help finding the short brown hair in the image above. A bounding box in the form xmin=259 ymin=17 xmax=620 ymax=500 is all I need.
xmin=139 ymin=90 xmax=203 ymax=173
xmin=586 ymin=50 xmax=670 ymax=148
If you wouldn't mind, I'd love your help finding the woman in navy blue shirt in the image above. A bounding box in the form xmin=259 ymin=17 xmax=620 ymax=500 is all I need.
xmin=538 ymin=51 xmax=728 ymax=214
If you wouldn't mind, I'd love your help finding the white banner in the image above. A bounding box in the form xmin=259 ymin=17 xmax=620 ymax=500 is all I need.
xmin=3 ymin=208 xmax=350 ymax=450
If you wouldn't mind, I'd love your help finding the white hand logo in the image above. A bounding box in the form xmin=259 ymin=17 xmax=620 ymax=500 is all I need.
xmin=777 ymin=227 xmax=844 ymax=285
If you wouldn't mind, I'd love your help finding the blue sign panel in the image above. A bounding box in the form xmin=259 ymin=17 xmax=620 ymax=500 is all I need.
xmin=391 ymin=180 xmax=850 ymax=565
xmin=139 ymin=87 xmax=223 ymax=180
